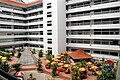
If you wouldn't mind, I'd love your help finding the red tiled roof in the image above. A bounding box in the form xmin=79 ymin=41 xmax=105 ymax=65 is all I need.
xmin=68 ymin=49 xmax=93 ymax=59
xmin=0 ymin=0 xmax=43 ymax=8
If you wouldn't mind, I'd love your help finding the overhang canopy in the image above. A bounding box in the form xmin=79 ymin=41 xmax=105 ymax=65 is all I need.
xmin=68 ymin=49 xmax=93 ymax=59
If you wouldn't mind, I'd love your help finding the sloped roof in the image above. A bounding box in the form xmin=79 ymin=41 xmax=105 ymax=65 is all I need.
xmin=68 ymin=49 xmax=93 ymax=59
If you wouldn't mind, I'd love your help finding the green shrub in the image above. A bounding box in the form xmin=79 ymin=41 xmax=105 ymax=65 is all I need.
xmin=17 ymin=52 xmax=21 ymax=58
xmin=12 ymin=63 xmax=21 ymax=72
xmin=46 ymin=54 xmax=53 ymax=61
xmin=38 ymin=49 xmax=43 ymax=58
xmin=0 ymin=61 xmax=9 ymax=72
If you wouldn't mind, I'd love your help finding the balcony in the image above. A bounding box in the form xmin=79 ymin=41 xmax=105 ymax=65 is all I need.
xmin=0 ymin=7 xmax=25 ymax=14
xmin=91 ymin=54 xmax=119 ymax=60
xmin=67 ymin=35 xmax=120 ymax=40
xmin=66 ymin=0 xmax=90 ymax=5
xmin=27 ymin=21 xmax=43 ymax=26
xmin=0 ymin=41 xmax=44 ymax=46
xmin=0 ymin=28 xmax=27 ymax=32
xmin=67 ymin=15 xmax=90 ymax=21
xmin=67 ymin=43 xmax=120 ymax=51
xmin=91 ymin=12 xmax=120 ymax=20
xmin=67 ymin=6 xmax=90 ymax=13
xmin=26 ymin=14 xmax=43 ymax=20
xmin=26 ymin=8 xmax=43 ymax=14
xmin=0 ymin=21 xmax=26 ymax=26
xmin=91 ymin=1 xmax=120 ymax=11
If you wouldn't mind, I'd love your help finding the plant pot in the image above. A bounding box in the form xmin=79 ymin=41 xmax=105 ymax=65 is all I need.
xmin=64 ymin=69 xmax=70 ymax=74
xmin=45 ymin=66 xmax=50 ymax=69
xmin=57 ymin=67 xmax=63 ymax=72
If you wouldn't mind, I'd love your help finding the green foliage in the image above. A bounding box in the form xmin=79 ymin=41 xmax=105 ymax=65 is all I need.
xmin=17 ymin=52 xmax=21 ymax=58
xmin=46 ymin=54 xmax=53 ymax=61
xmin=32 ymin=48 xmax=36 ymax=54
xmin=30 ymin=73 xmax=33 ymax=78
xmin=0 ymin=61 xmax=9 ymax=72
xmin=18 ymin=48 xmax=21 ymax=52
xmin=71 ymin=66 xmax=79 ymax=80
xmin=76 ymin=59 xmax=87 ymax=67
xmin=51 ymin=62 xmax=58 ymax=77
xmin=37 ymin=59 xmax=43 ymax=72
xmin=5 ymin=54 xmax=11 ymax=60
xmin=61 ymin=54 xmax=68 ymax=62
xmin=38 ymin=49 xmax=43 ymax=58
xmin=0 ymin=48 xmax=5 ymax=51
xmin=97 ymin=64 xmax=116 ymax=80
xmin=12 ymin=48 xmax=16 ymax=56
xmin=12 ymin=63 xmax=21 ymax=72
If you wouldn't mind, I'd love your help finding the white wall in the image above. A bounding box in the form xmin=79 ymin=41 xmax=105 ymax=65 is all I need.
xmin=43 ymin=0 xmax=66 ymax=55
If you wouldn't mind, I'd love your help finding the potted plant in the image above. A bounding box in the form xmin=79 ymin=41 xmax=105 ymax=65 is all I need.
xmin=71 ymin=66 xmax=80 ymax=80
xmin=5 ymin=53 xmax=11 ymax=60
xmin=0 ymin=61 xmax=9 ymax=72
xmin=32 ymin=48 xmax=36 ymax=54
xmin=45 ymin=63 xmax=51 ymax=69
xmin=27 ymin=73 xmax=36 ymax=80
xmin=51 ymin=62 xmax=58 ymax=77
xmin=18 ymin=48 xmax=21 ymax=53
xmin=38 ymin=49 xmax=43 ymax=58
xmin=57 ymin=67 xmax=63 ymax=72
xmin=12 ymin=63 xmax=21 ymax=75
xmin=46 ymin=54 xmax=53 ymax=62
xmin=37 ymin=59 xmax=43 ymax=72
xmin=12 ymin=48 xmax=16 ymax=56
xmin=17 ymin=52 xmax=22 ymax=58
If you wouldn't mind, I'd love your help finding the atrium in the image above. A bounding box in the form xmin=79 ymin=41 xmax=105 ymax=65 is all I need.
xmin=0 ymin=0 xmax=120 ymax=80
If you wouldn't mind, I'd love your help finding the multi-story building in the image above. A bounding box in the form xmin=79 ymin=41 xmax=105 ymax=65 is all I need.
xmin=0 ymin=0 xmax=120 ymax=59
xmin=66 ymin=0 xmax=120 ymax=59
xmin=0 ymin=0 xmax=66 ymax=55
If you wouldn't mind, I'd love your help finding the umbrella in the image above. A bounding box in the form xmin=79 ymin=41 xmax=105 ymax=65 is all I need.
xmin=9 ymin=52 xmax=12 ymax=55
xmin=105 ymin=59 xmax=114 ymax=63
xmin=15 ymin=72 xmax=24 ymax=77
xmin=79 ymin=68 xmax=86 ymax=72
xmin=1 ymin=57 xmax=7 ymax=61
xmin=0 ymin=56 xmax=3 ymax=58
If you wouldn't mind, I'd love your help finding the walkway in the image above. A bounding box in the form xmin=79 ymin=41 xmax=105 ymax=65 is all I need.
xmin=23 ymin=71 xmax=63 ymax=80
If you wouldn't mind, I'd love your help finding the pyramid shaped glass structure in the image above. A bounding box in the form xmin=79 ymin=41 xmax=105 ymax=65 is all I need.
xmin=18 ymin=49 xmax=36 ymax=65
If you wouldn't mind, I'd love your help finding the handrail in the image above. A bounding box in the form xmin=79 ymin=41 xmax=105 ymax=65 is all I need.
xmin=0 ymin=69 xmax=18 ymax=80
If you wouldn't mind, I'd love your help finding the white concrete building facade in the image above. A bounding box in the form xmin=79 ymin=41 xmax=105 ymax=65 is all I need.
xmin=0 ymin=0 xmax=120 ymax=59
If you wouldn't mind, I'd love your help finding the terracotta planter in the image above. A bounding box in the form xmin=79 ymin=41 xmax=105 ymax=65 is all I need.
xmin=80 ymin=75 xmax=87 ymax=79
xmin=64 ymin=69 xmax=70 ymax=74
xmin=45 ymin=66 xmax=50 ymax=69
xmin=57 ymin=67 xmax=63 ymax=72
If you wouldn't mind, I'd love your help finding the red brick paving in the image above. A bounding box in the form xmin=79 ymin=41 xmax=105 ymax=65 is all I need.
xmin=8 ymin=56 xmax=97 ymax=80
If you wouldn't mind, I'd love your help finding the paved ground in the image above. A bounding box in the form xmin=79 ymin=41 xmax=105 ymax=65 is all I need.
xmin=9 ymin=49 xmax=97 ymax=80
xmin=23 ymin=71 xmax=63 ymax=80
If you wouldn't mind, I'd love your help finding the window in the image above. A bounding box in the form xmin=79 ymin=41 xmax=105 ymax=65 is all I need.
xmin=47 ymin=30 xmax=52 ymax=35
xmin=47 ymin=12 xmax=52 ymax=17
xmin=47 ymin=39 xmax=52 ymax=44
xmin=47 ymin=3 xmax=52 ymax=9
